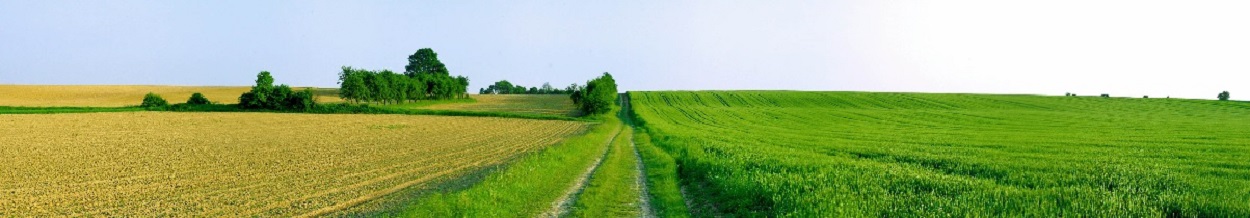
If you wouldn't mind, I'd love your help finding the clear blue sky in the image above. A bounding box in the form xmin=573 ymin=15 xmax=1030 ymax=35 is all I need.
xmin=2 ymin=1 xmax=1247 ymax=99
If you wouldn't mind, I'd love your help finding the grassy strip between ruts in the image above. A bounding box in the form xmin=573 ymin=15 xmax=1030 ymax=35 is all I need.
xmin=632 ymin=129 xmax=692 ymax=218
xmin=569 ymin=127 xmax=641 ymax=217
xmin=396 ymin=109 xmax=622 ymax=217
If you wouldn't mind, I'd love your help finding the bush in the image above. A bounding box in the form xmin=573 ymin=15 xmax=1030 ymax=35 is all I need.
xmin=1100 ymin=94 xmax=1110 ymax=98
xmin=141 ymin=92 xmax=168 ymax=109
xmin=186 ymin=92 xmax=211 ymax=105
xmin=1218 ymin=91 xmax=1230 ymax=101
xmin=238 ymin=71 xmax=318 ymax=111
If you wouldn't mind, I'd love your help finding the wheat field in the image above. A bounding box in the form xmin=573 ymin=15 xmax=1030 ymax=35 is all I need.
xmin=0 ymin=112 xmax=588 ymax=217
xmin=0 ymin=85 xmax=343 ymax=107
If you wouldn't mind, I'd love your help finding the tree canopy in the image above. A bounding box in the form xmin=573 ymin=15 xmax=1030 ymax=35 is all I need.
xmin=572 ymin=72 xmax=618 ymax=115
xmin=239 ymin=71 xmax=316 ymax=110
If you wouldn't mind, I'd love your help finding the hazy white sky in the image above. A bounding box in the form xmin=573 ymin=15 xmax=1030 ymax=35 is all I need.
xmin=1 ymin=1 xmax=1247 ymax=99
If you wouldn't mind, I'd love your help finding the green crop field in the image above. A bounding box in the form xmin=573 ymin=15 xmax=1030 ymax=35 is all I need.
xmin=629 ymin=91 xmax=1250 ymax=217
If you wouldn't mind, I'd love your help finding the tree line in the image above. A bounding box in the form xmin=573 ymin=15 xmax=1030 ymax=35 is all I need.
xmin=338 ymin=48 xmax=470 ymax=104
xmin=480 ymin=80 xmax=580 ymax=95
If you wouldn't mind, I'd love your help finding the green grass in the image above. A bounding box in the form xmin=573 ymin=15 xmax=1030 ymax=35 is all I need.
xmin=0 ymin=106 xmax=144 ymax=114
xmin=397 ymin=109 xmax=622 ymax=217
xmin=570 ymin=127 xmax=641 ymax=217
xmin=629 ymin=91 xmax=1250 ymax=217
xmin=632 ymin=129 xmax=691 ymax=218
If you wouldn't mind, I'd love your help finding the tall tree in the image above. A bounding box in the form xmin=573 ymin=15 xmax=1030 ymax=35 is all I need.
xmin=405 ymin=48 xmax=449 ymax=77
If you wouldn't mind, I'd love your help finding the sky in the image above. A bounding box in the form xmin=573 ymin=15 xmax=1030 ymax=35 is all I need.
xmin=1 ymin=1 xmax=1248 ymax=100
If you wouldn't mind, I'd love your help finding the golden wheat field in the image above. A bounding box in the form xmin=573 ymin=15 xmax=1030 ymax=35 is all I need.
xmin=0 ymin=112 xmax=588 ymax=217
xmin=0 ymin=85 xmax=343 ymax=107
xmin=422 ymin=94 xmax=580 ymax=116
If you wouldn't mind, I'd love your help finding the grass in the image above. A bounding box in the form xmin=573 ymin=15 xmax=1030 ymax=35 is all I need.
xmin=632 ymin=129 xmax=691 ymax=218
xmin=570 ymin=127 xmax=641 ymax=217
xmin=629 ymin=91 xmax=1250 ymax=217
xmin=0 ymin=85 xmax=343 ymax=107
xmin=0 ymin=112 xmax=588 ymax=217
xmin=397 ymin=108 xmax=622 ymax=217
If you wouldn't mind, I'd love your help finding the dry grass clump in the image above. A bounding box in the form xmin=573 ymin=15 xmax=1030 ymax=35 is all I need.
xmin=0 ymin=112 xmax=587 ymax=217
xmin=0 ymin=85 xmax=343 ymax=107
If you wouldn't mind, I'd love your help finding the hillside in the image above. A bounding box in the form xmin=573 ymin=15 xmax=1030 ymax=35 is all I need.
xmin=630 ymin=91 xmax=1250 ymax=217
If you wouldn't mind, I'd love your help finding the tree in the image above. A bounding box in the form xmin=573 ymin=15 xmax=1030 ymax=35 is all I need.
xmin=405 ymin=48 xmax=449 ymax=77
xmin=528 ymin=87 xmax=539 ymax=94
xmin=239 ymin=71 xmax=317 ymax=110
xmin=1218 ymin=91 xmax=1230 ymax=101
xmin=241 ymin=71 xmax=276 ymax=108
xmin=540 ymin=82 xmax=555 ymax=94
xmin=374 ymin=70 xmax=395 ymax=104
xmin=141 ymin=92 xmax=168 ymax=109
xmin=492 ymin=80 xmax=515 ymax=94
xmin=187 ymin=92 xmax=211 ymax=105
xmin=574 ymin=72 xmax=618 ymax=115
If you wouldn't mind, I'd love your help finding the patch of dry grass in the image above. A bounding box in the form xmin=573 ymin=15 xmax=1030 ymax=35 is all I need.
xmin=0 ymin=85 xmax=343 ymax=107
xmin=0 ymin=112 xmax=588 ymax=217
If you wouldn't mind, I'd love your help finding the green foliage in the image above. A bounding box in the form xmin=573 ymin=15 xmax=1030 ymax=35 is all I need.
xmin=482 ymin=80 xmax=575 ymax=93
xmin=1218 ymin=91 xmax=1230 ymax=101
xmin=405 ymin=48 xmax=449 ymax=77
xmin=1101 ymin=93 xmax=1110 ymax=97
xmin=238 ymin=71 xmax=317 ymax=111
xmin=631 ymin=91 xmax=1250 ymax=217
xmin=140 ymin=92 xmax=168 ymax=109
xmin=402 ymin=48 xmax=469 ymax=99
xmin=574 ymin=72 xmax=618 ymax=115
xmin=186 ymin=92 xmax=211 ymax=105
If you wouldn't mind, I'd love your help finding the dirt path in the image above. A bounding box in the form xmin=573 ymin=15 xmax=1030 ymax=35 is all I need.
xmin=538 ymin=124 xmax=622 ymax=218
xmin=632 ymin=138 xmax=657 ymax=218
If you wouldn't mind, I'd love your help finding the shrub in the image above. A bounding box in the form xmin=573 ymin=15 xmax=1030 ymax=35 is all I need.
xmin=141 ymin=92 xmax=168 ymax=109
xmin=1218 ymin=91 xmax=1230 ymax=101
xmin=186 ymin=92 xmax=211 ymax=105
xmin=239 ymin=71 xmax=318 ymax=111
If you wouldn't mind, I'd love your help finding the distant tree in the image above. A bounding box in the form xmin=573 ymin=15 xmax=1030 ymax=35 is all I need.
xmin=186 ymin=92 xmax=211 ymax=105
xmin=141 ymin=92 xmax=168 ymax=109
xmin=239 ymin=71 xmax=317 ymax=110
xmin=480 ymin=88 xmax=487 ymax=94
xmin=1143 ymin=96 xmax=1149 ymax=99
xmin=405 ymin=48 xmax=449 ymax=77
xmin=374 ymin=70 xmax=396 ymax=104
xmin=541 ymin=82 xmax=555 ymax=94
xmin=456 ymin=76 xmax=469 ymax=98
xmin=575 ymin=72 xmax=618 ymax=115
xmin=1100 ymin=94 xmax=1110 ymax=98
xmin=241 ymin=71 xmax=276 ymax=108
xmin=528 ymin=87 xmax=539 ymax=94
xmin=1218 ymin=91 xmax=1230 ymax=101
